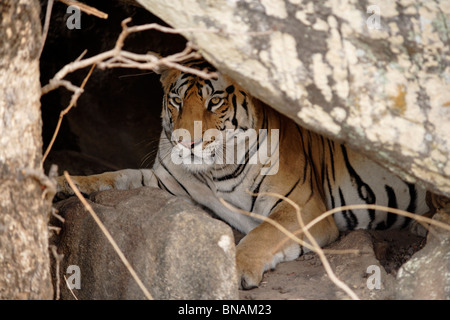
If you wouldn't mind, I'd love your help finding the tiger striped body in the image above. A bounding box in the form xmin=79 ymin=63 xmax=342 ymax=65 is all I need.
xmin=57 ymin=59 xmax=429 ymax=289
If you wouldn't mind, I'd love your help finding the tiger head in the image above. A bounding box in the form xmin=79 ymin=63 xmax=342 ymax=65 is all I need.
xmin=157 ymin=59 xmax=259 ymax=172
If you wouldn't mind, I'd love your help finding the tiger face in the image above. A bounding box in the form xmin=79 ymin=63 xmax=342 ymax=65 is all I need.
xmin=159 ymin=60 xmax=256 ymax=172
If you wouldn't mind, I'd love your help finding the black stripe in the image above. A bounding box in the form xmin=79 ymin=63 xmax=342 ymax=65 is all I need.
xmin=240 ymin=92 xmax=249 ymax=117
xmin=141 ymin=171 xmax=145 ymax=186
xmin=325 ymin=168 xmax=335 ymax=209
xmin=195 ymin=82 xmax=203 ymax=96
xmin=193 ymin=173 xmax=208 ymax=185
xmin=327 ymin=140 xmax=336 ymax=182
xmin=183 ymin=81 xmax=195 ymax=98
xmin=296 ymin=125 xmax=310 ymax=184
xmin=158 ymin=155 xmax=191 ymax=197
xmin=177 ymin=80 xmax=189 ymax=95
xmin=231 ymin=95 xmax=238 ymax=128
xmin=204 ymin=79 xmax=213 ymax=92
xmin=188 ymin=61 xmax=214 ymax=70
xmin=241 ymin=98 xmax=249 ymax=117
xmin=306 ymin=132 xmax=319 ymax=189
xmin=341 ymin=145 xmax=376 ymax=222
xmin=320 ymin=136 xmax=326 ymax=186
xmin=401 ymin=183 xmax=417 ymax=228
xmin=249 ymin=174 xmax=268 ymax=212
xmin=214 ymin=151 xmax=249 ymax=182
xmin=226 ymin=85 xmax=235 ymax=94
xmin=384 ymin=185 xmax=398 ymax=229
xmin=180 ymin=73 xmax=190 ymax=80
xmin=338 ymin=187 xmax=358 ymax=230
xmin=269 ymin=178 xmax=302 ymax=213
xmin=156 ymin=177 xmax=175 ymax=196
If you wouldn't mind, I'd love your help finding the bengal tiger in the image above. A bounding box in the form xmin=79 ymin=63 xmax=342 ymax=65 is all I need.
xmin=56 ymin=59 xmax=430 ymax=289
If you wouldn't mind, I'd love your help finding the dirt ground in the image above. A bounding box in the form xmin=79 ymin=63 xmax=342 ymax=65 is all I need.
xmin=234 ymin=229 xmax=425 ymax=300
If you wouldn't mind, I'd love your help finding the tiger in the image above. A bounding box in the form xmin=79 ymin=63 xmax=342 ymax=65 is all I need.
xmin=56 ymin=58 xmax=430 ymax=289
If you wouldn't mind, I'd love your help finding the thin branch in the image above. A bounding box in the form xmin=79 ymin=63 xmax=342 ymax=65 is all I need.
xmin=41 ymin=16 xmax=273 ymax=97
xmin=58 ymin=0 xmax=108 ymax=19
xmin=41 ymin=64 xmax=96 ymax=166
xmin=41 ymin=19 xmax=218 ymax=99
xmin=304 ymin=204 xmax=450 ymax=234
xmin=39 ymin=0 xmax=54 ymax=58
xmin=250 ymin=191 xmax=450 ymax=251
xmin=50 ymin=245 xmax=64 ymax=300
xmin=63 ymin=275 xmax=79 ymax=300
xmin=63 ymin=171 xmax=154 ymax=300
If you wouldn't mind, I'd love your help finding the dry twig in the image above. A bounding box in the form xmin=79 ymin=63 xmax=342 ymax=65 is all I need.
xmin=50 ymin=245 xmax=64 ymax=300
xmin=39 ymin=0 xmax=54 ymax=58
xmin=41 ymin=64 xmax=96 ymax=166
xmin=63 ymin=275 xmax=79 ymax=300
xmin=63 ymin=171 xmax=153 ymax=300
xmin=41 ymin=18 xmax=218 ymax=99
xmin=58 ymin=0 xmax=108 ymax=19
xmin=40 ymin=16 xmax=273 ymax=165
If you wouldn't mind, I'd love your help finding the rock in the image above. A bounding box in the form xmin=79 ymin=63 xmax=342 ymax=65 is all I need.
xmin=396 ymin=204 xmax=450 ymax=300
xmin=323 ymin=230 xmax=397 ymax=300
xmin=52 ymin=187 xmax=238 ymax=300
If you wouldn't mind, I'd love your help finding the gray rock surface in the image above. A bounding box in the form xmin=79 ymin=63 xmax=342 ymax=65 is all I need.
xmin=396 ymin=207 xmax=450 ymax=300
xmin=52 ymin=187 xmax=238 ymax=300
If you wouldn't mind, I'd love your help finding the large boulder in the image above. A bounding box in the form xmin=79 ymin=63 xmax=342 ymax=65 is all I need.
xmin=136 ymin=0 xmax=450 ymax=198
xmin=52 ymin=187 xmax=238 ymax=299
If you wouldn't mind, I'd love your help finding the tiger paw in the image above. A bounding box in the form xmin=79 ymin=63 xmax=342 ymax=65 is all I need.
xmin=55 ymin=175 xmax=93 ymax=199
xmin=54 ymin=176 xmax=76 ymax=200
xmin=235 ymin=243 xmax=271 ymax=290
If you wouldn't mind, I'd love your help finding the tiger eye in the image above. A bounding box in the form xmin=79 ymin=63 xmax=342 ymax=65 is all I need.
xmin=211 ymin=97 xmax=221 ymax=105
xmin=173 ymin=97 xmax=182 ymax=105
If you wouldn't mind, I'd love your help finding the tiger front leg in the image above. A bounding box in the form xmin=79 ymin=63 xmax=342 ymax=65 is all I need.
xmin=236 ymin=199 xmax=339 ymax=289
xmin=55 ymin=169 xmax=156 ymax=198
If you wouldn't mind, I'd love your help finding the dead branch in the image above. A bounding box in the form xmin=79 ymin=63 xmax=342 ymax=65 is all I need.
xmin=304 ymin=204 xmax=450 ymax=234
xmin=50 ymin=245 xmax=64 ymax=300
xmin=253 ymin=192 xmax=450 ymax=251
xmin=41 ymin=64 xmax=96 ymax=166
xmin=48 ymin=225 xmax=62 ymax=235
xmin=58 ymin=0 xmax=108 ymax=19
xmin=41 ymin=18 xmax=218 ymax=99
xmin=63 ymin=275 xmax=79 ymax=300
xmin=39 ymin=0 xmax=54 ymax=58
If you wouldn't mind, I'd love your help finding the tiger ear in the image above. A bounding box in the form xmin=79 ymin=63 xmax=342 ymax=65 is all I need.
xmin=148 ymin=52 xmax=177 ymax=86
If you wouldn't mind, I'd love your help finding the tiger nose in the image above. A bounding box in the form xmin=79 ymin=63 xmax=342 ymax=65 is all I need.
xmin=180 ymin=140 xmax=194 ymax=148
xmin=179 ymin=139 xmax=202 ymax=149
